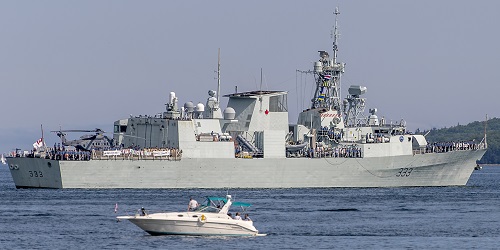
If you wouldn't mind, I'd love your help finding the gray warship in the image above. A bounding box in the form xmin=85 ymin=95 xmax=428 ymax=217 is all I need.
xmin=6 ymin=10 xmax=486 ymax=188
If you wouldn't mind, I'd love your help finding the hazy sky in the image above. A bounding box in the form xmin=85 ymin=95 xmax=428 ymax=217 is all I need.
xmin=1 ymin=1 xmax=499 ymax=154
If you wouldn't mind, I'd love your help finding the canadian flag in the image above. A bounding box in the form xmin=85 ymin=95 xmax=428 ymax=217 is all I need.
xmin=33 ymin=138 xmax=43 ymax=149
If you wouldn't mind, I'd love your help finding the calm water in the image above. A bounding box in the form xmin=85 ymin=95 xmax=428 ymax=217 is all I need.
xmin=0 ymin=166 xmax=499 ymax=249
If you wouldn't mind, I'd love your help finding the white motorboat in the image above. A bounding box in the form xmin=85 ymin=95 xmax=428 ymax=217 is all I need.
xmin=117 ymin=195 xmax=263 ymax=236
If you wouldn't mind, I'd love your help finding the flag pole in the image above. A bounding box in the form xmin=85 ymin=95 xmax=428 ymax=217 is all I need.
xmin=41 ymin=124 xmax=46 ymax=152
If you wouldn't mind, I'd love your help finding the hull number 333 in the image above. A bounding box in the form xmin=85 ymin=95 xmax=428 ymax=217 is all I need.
xmin=396 ymin=168 xmax=413 ymax=177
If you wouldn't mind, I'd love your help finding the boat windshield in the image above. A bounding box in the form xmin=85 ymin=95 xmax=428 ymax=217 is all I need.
xmin=194 ymin=196 xmax=251 ymax=213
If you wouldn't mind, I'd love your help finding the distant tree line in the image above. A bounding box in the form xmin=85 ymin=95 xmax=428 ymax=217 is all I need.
xmin=419 ymin=117 xmax=499 ymax=164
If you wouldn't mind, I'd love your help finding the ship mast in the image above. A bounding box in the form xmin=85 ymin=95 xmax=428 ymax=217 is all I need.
xmin=310 ymin=7 xmax=344 ymax=111
xmin=332 ymin=7 xmax=340 ymax=64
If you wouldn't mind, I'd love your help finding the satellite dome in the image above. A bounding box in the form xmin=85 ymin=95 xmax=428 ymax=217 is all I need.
xmin=224 ymin=107 xmax=236 ymax=120
xmin=195 ymin=103 xmax=205 ymax=112
xmin=184 ymin=102 xmax=194 ymax=112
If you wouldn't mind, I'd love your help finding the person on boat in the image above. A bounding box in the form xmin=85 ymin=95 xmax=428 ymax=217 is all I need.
xmin=244 ymin=214 xmax=251 ymax=221
xmin=188 ymin=197 xmax=199 ymax=211
xmin=140 ymin=207 xmax=147 ymax=216
xmin=234 ymin=212 xmax=242 ymax=220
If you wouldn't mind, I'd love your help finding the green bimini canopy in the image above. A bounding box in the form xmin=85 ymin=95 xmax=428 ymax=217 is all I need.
xmin=206 ymin=197 xmax=227 ymax=202
xmin=205 ymin=197 xmax=252 ymax=207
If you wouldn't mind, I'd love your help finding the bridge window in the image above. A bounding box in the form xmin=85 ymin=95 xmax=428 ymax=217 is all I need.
xmin=270 ymin=94 xmax=288 ymax=112
xmin=114 ymin=125 xmax=127 ymax=133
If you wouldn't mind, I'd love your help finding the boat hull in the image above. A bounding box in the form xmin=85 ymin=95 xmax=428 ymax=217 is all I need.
xmin=6 ymin=149 xmax=486 ymax=189
xmin=118 ymin=214 xmax=258 ymax=236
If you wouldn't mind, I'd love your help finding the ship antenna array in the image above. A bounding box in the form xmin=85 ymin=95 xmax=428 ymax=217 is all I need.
xmin=216 ymin=48 xmax=221 ymax=108
xmin=260 ymin=68 xmax=263 ymax=91
xmin=332 ymin=7 xmax=340 ymax=63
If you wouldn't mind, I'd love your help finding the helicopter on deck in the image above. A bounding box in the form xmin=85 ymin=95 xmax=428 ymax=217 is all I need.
xmin=51 ymin=128 xmax=115 ymax=151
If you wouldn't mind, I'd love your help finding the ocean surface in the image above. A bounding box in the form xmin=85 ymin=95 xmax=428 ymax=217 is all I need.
xmin=0 ymin=166 xmax=499 ymax=250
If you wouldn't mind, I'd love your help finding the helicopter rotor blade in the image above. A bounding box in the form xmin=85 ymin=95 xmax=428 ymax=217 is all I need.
xmin=53 ymin=129 xmax=94 ymax=133
xmin=51 ymin=129 xmax=107 ymax=134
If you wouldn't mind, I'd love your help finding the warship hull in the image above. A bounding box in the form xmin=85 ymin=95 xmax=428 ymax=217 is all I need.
xmin=6 ymin=149 xmax=485 ymax=189
xmin=5 ymin=12 xmax=488 ymax=190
